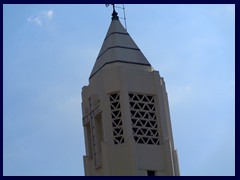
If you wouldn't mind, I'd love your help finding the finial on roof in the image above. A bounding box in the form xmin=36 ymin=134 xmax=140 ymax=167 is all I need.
xmin=105 ymin=4 xmax=119 ymax=20
xmin=112 ymin=9 xmax=119 ymax=20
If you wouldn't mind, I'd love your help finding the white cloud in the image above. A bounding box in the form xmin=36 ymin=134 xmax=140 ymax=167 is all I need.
xmin=27 ymin=16 xmax=42 ymax=26
xmin=27 ymin=10 xmax=54 ymax=27
xmin=43 ymin=10 xmax=53 ymax=20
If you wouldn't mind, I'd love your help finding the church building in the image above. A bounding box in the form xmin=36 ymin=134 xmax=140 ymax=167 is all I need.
xmin=81 ymin=7 xmax=180 ymax=176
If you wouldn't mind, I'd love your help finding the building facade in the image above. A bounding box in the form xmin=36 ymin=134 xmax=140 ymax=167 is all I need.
xmin=81 ymin=10 xmax=180 ymax=176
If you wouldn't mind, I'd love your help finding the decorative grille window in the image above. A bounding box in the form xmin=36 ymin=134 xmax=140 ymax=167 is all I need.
xmin=109 ymin=92 xmax=124 ymax=144
xmin=129 ymin=93 xmax=160 ymax=145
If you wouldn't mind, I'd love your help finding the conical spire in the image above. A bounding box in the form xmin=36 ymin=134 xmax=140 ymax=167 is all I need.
xmin=90 ymin=11 xmax=151 ymax=79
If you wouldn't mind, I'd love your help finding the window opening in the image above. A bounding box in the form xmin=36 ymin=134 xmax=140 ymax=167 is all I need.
xmin=109 ymin=92 xmax=124 ymax=144
xmin=129 ymin=93 xmax=160 ymax=145
xmin=147 ymin=170 xmax=156 ymax=176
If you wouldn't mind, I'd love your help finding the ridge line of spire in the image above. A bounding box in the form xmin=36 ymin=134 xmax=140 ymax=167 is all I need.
xmin=97 ymin=46 xmax=140 ymax=60
xmin=104 ymin=32 xmax=129 ymax=41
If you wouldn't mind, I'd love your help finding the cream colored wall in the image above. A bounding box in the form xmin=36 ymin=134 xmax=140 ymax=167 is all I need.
xmin=82 ymin=63 xmax=179 ymax=176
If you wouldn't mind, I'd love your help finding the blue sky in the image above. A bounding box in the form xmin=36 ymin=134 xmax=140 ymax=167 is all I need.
xmin=3 ymin=4 xmax=235 ymax=176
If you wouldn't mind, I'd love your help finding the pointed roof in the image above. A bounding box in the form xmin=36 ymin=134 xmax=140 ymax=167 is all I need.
xmin=90 ymin=10 xmax=151 ymax=79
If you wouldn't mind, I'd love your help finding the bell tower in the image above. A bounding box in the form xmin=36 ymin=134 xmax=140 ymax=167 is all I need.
xmin=81 ymin=9 xmax=180 ymax=176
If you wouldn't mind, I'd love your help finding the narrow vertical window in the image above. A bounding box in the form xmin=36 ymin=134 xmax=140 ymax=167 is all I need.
xmin=95 ymin=113 xmax=103 ymax=152
xmin=109 ymin=92 xmax=124 ymax=144
xmin=94 ymin=113 xmax=103 ymax=167
xmin=85 ymin=123 xmax=93 ymax=157
xmin=89 ymin=97 xmax=101 ymax=168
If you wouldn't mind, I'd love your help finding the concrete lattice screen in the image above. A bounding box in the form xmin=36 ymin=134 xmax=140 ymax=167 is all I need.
xmin=109 ymin=92 xmax=125 ymax=144
xmin=129 ymin=93 xmax=160 ymax=145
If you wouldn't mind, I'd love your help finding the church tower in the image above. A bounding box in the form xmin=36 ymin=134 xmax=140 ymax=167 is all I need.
xmin=81 ymin=9 xmax=180 ymax=176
